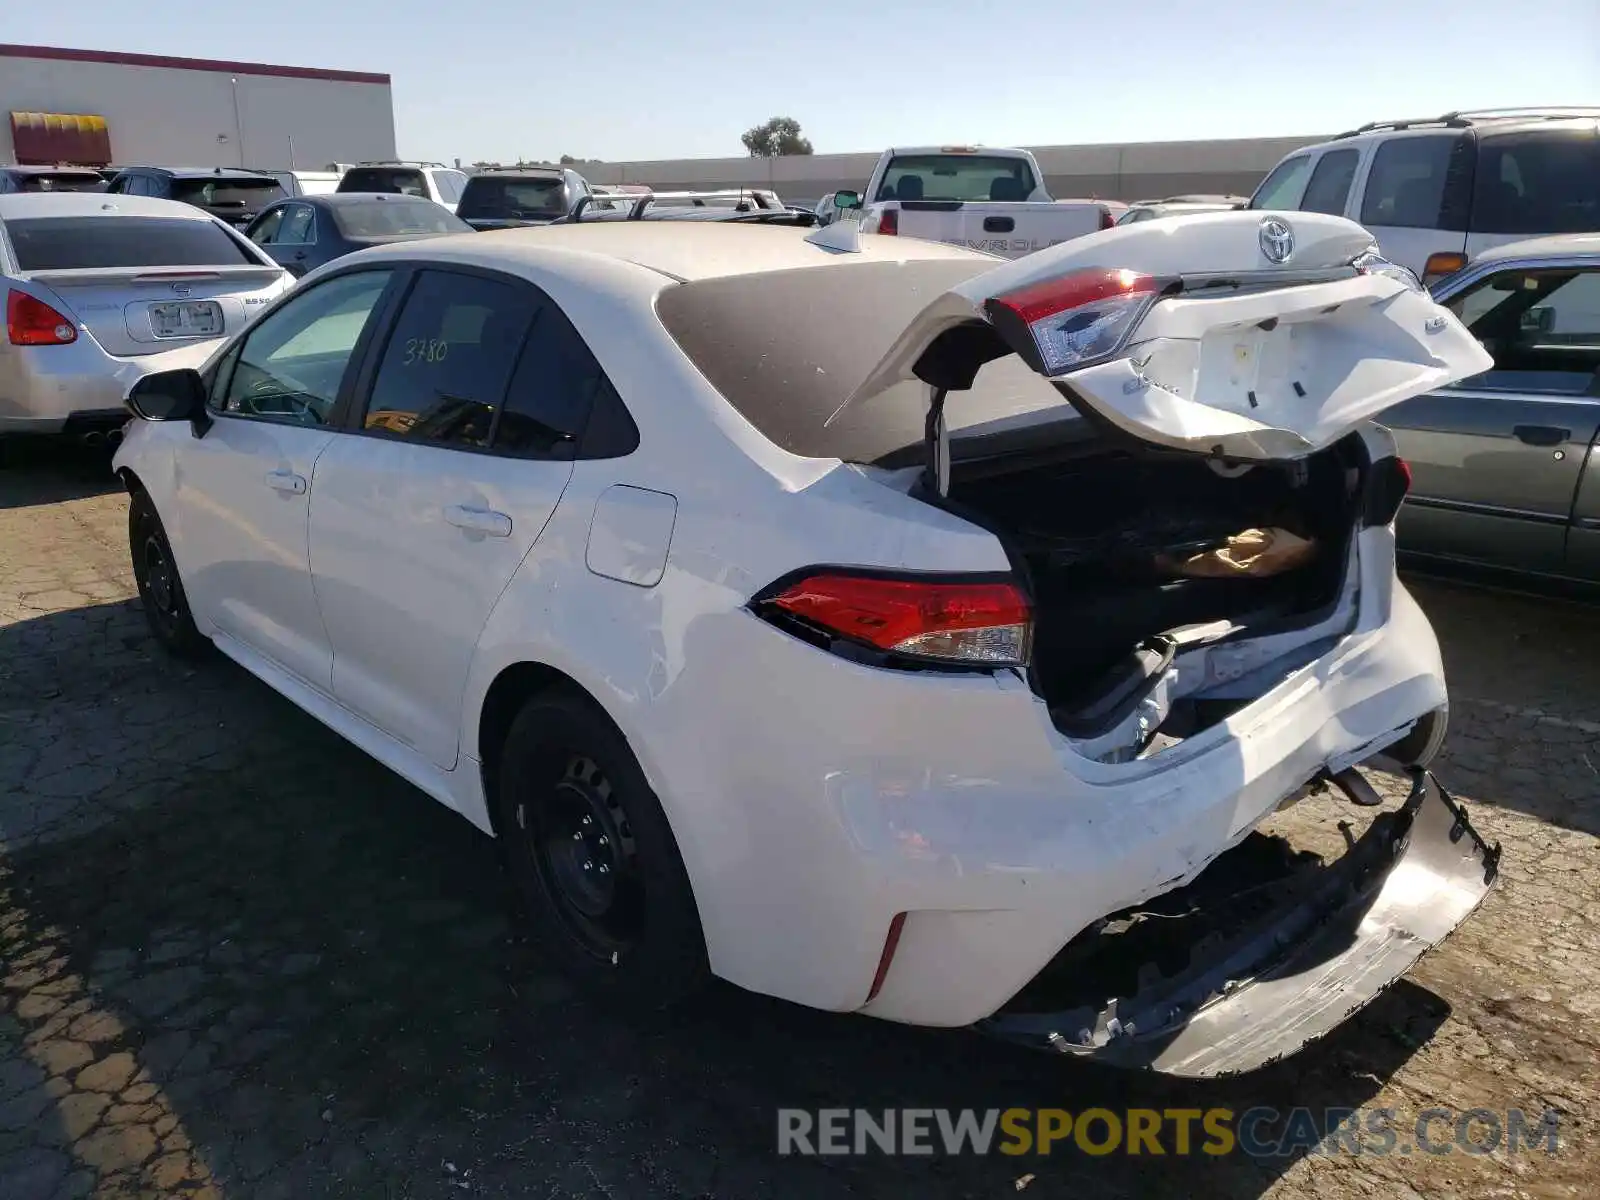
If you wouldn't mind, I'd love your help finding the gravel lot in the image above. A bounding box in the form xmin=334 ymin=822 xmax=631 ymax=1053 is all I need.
xmin=1 ymin=445 xmax=1595 ymax=1199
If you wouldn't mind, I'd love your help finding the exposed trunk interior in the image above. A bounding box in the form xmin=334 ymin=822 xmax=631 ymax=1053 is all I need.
xmin=944 ymin=432 xmax=1367 ymax=751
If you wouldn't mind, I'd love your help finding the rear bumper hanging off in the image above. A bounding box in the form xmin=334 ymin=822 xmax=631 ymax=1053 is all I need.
xmin=978 ymin=769 xmax=1500 ymax=1076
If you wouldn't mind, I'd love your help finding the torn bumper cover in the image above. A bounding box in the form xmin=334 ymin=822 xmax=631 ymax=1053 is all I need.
xmin=978 ymin=770 xmax=1500 ymax=1077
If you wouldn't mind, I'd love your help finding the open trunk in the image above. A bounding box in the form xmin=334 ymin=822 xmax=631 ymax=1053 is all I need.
xmin=944 ymin=430 xmax=1368 ymax=756
xmin=823 ymin=210 xmax=1493 ymax=757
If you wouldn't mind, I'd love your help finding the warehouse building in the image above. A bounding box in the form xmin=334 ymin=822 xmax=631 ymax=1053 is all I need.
xmin=0 ymin=42 xmax=396 ymax=172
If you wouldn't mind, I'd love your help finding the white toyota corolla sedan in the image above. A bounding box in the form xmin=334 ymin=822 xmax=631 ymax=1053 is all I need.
xmin=112 ymin=212 xmax=1503 ymax=1076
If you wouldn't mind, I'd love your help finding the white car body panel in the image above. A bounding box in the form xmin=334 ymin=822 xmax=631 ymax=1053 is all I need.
xmin=113 ymin=217 xmax=1492 ymax=1056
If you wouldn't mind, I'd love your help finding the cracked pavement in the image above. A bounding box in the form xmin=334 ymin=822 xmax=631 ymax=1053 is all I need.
xmin=1 ymin=444 xmax=1595 ymax=1198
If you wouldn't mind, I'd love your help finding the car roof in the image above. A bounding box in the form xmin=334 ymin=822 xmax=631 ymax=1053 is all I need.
xmin=0 ymin=192 xmax=219 ymax=220
xmin=122 ymin=166 xmax=279 ymax=180
xmin=293 ymin=192 xmax=444 ymax=208
xmin=1463 ymin=233 xmax=1600 ymax=267
xmin=346 ymin=220 xmax=994 ymax=283
xmin=468 ymin=167 xmax=563 ymax=179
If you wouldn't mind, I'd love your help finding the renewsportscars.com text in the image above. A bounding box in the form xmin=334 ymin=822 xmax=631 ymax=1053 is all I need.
xmin=777 ymin=1107 xmax=1561 ymax=1159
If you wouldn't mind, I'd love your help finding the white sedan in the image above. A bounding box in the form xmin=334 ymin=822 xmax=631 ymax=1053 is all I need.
xmin=112 ymin=212 xmax=1502 ymax=1075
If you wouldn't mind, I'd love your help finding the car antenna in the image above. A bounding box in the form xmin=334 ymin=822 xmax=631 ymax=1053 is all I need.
xmin=805 ymin=218 xmax=863 ymax=254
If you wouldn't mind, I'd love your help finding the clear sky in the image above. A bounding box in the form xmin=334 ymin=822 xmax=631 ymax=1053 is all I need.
xmin=5 ymin=0 xmax=1598 ymax=164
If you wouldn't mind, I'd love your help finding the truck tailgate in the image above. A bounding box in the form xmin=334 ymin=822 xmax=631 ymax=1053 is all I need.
xmin=887 ymin=201 xmax=1109 ymax=258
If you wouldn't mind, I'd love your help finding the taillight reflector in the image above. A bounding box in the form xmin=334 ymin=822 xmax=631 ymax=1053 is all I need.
xmin=878 ymin=208 xmax=899 ymax=235
xmin=765 ymin=572 xmax=1031 ymax=666
xmin=866 ymin=912 xmax=907 ymax=1003
xmin=6 ymin=290 xmax=77 ymax=346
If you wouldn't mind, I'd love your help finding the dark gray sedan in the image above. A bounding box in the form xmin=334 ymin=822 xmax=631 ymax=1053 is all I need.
xmin=243 ymin=193 xmax=472 ymax=278
xmin=1387 ymin=234 xmax=1600 ymax=588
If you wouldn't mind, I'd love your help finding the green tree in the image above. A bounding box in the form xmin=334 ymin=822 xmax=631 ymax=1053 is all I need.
xmin=740 ymin=117 xmax=814 ymax=158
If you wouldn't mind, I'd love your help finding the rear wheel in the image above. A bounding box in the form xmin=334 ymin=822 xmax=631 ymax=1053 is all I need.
xmin=496 ymin=690 xmax=708 ymax=1006
xmin=128 ymin=491 xmax=207 ymax=658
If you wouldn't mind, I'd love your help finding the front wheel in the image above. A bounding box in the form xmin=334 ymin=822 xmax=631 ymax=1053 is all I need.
xmin=128 ymin=491 xmax=207 ymax=658
xmin=496 ymin=690 xmax=708 ymax=1007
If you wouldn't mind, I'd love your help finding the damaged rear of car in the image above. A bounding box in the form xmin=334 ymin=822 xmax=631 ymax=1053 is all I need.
xmin=656 ymin=211 xmax=1499 ymax=1075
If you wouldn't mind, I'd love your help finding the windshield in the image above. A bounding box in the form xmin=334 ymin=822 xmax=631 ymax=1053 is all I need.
xmin=339 ymin=167 xmax=430 ymax=198
xmin=332 ymin=199 xmax=472 ymax=238
xmin=875 ymin=154 xmax=1037 ymax=203
xmin=172 ymin=178 xmax=287 ymax=209
xmin=7 ymin=216 xmax=257 ymax=270
xmin=457 ymin=177 xmax=568 ymax=220
xmin=15 ymin=172 xmax=106 ymax=194
xmin=657 ymin=258 xmax=1064 ymax=463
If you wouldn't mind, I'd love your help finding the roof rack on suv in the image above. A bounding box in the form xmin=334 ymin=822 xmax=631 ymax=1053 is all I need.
xmin=355 ymin=160 xmax=448 ymax=168
xmin=568 ymin=188 xmax=783 ymax=222
xmin=1334 ymin=106 xmax=1600 ymax=138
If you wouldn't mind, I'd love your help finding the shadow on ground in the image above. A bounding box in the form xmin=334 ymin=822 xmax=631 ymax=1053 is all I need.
xmin=0 ymin=442 xmax=121 ymax=512
xmin=0 ymin=600 xmax=1459 ymax=1198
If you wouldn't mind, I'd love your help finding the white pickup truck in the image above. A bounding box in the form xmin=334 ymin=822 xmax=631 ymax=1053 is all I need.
xmin=842 ymin=146 xmax=1120 ymax=259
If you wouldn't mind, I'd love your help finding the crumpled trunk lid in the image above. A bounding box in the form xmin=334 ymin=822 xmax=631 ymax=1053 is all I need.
xmin=829 ymin=211 xmax=1492 ymax=482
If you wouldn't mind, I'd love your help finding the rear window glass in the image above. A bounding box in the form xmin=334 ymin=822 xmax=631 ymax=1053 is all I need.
xmin=1472 ymin=131 xmax=1600 ymax=235
xmin=332 ymin=199 xmax=471 ymax=237
xmin=171 ymin=178 xmax=287 ymax=208
xmin=656 ymin=259 xmax=1066 ymax=463
xmin=339 ymin=168 xmax=430 ymax=197
xmin=875 ymin=155 xmax=1036 ymax=203
xmin=15 ymin=172 xmax=105 ymax=193
xmin=6 ymin=217 xmax=256 ymax=270
xmin=1359 ymin=135 xmax=1462 ymax=229
xmin=458 ymin=177 xmax=567 ymax=220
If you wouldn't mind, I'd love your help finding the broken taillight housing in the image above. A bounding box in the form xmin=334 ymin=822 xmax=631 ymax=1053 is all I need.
xmin=756 ymin=571 xmax=1032 ymax=667
xmin=1352 ymin=249 xmax=1425 ymax=294
xmin=983 ymin=268 xmax=1161 ymax=375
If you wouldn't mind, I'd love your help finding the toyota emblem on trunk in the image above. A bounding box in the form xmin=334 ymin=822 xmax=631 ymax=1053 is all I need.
xmin=170 ymin=283 xmax=192 ymax=297
xmin=1259 ymin=218 xmax=1294 ymax=264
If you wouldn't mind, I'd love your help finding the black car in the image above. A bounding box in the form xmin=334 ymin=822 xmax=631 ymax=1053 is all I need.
xmin=0 ymin=165 xmax=107 ymax=194
xmin=454 ymin=166 xmax=596 ymax=230
xmin=243 ymin=192 xmax=474 ymax=277
xmin=107 ymin=167 xmax=288 ymax=229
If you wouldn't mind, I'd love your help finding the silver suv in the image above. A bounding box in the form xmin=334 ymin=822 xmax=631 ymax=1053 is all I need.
xmin=1249 ymin=107 xmax=1600 ymax=284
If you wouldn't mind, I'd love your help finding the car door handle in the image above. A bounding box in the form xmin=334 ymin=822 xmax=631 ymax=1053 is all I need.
xmin=443 ymin=504 xmax=512 ymax=537
xmin=1513 ymin=424 xmax=1569 ymax=447
xmin=265 ymin=470 xmax=307 ymax=494
xmin=982 ymin=216 xmax=1015 ymax=233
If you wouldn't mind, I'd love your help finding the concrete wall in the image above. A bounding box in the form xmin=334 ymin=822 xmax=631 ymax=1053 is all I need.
xmin=576 ymin=134 xmax=1324 ymax=205
xmin=0 ymin=50 xmax=396 ymax=171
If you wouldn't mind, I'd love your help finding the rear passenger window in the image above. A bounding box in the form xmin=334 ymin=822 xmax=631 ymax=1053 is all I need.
xmin=1249 ymin=155 xmax=1311 ymax=210
xmin=495 ymin=304 xmax=610 ymax=458
xmin=361 ymin=270 xmax=537 ymax=447
xmin=1471 ymin=132 xmax=1600 ymax=235
xmin=1299 ymin=149 xmax=1359 ymax=215
xmin=1360 ymin=135 xmax=1465 ymax=229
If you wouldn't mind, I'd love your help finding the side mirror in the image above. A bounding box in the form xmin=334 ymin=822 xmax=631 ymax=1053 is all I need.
xmin=833 ymin=190 xmax=862 ymax=211
xmin=127 ymin=368 xmax=206 ymax=422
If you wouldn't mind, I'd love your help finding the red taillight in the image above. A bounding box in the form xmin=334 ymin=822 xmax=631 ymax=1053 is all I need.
xmin=6 ymin=290 xmax=78 ymax=346
xmin=763 ymin=572 xmax=1032 ymax=666
xmin=1099 ymin=207 xmax=1116 ymax=230
xmin=866 ymin=912 xmax=906 ymax=1003
xmin=877 ymin=207 xmax=899 ymax=235
xmin=984 ymin=267 xmax=1161 ymax=375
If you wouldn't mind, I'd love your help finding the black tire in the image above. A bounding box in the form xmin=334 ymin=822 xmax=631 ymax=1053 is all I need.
xmin=128 ymin=490 xmax=208 ymax=659
xmin=496 ymin=689 xmax=708 ymax=1007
